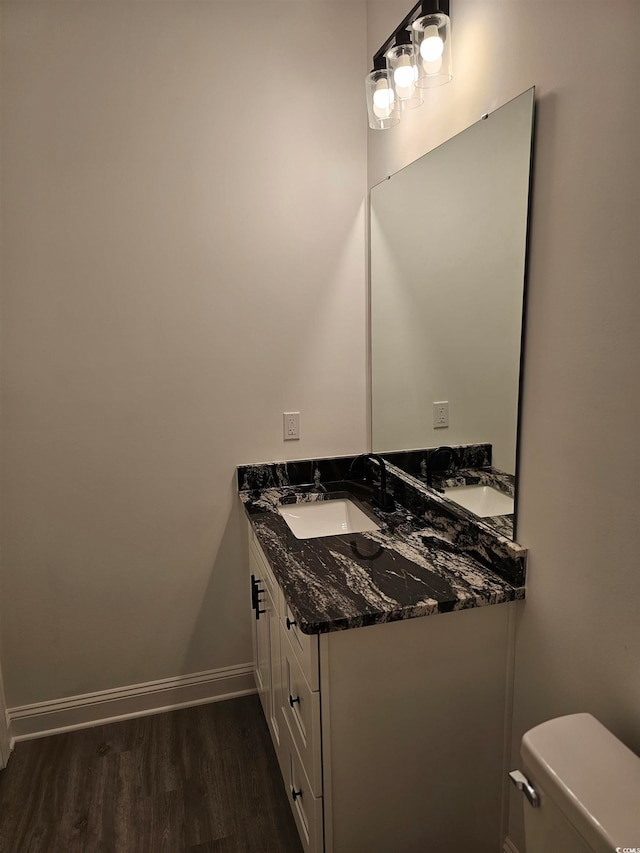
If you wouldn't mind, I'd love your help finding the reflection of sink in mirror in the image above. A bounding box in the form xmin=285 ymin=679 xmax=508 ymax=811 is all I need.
xmin=277 ymin=499 xmax=380 ymax=539
xmin=443 ymin=485 xmax=514 ymax=518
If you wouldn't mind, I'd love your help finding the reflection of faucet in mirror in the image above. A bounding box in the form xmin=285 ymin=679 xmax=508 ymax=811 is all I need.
xmin=347 ymin=453 xmax=396 ymax=512
xmin=425 ymin=446 xmax=458 ymax=493
xmin=312 ymin=467 xmax=327 ymax=494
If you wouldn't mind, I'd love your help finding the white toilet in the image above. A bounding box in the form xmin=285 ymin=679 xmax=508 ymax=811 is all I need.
xmin=511 ymin=713 xmax=640 ymax=853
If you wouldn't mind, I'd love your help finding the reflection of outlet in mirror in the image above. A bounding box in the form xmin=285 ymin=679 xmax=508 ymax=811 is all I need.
xmin=433 ymin=401 xmax=449 ymax=429
xmin=283 ymin=412 xmax=300 ymax=441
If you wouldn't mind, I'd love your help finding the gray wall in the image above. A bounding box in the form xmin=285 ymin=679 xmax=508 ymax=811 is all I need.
xmin=0 ymin=1 xmax=367 ymax=707
xmin=368 ymin=1 xmax=640 ymax=850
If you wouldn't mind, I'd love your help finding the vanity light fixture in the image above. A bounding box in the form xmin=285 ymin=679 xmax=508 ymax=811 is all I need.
xmin=366 ymin=0 xmax=451 ymax=130
xmin=366 ymin=67 xmax=400 ymax=130
xmin=411 ymin=10 xmax=452 ymax=88
xmin=385 ymin=32 xmax=422 ymax=112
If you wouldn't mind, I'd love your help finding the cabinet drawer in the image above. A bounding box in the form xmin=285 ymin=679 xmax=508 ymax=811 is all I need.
xmin=285 ymin=732 xmax=324 ymax=853
xmin=249 ymin=524 xmax=284 ymax=618
xmin=283 ymin=602 xmax=320 ymax=691
xmin=281 ymin=626 xmax=322 ymax=796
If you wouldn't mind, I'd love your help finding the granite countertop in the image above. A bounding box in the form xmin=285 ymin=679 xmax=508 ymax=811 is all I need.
xmin=238 ymin=456 xmax=526 ymax=636
xmin=381 ymin=446 xmax=516 ymax=538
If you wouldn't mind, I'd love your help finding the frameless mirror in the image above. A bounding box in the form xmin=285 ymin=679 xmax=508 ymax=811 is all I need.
xmin=370 ymin=88 xmax=535 ymax=539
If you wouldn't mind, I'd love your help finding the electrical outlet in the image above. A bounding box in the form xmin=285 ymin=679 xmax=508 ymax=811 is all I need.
xmin=283 ymin=412 xmax=300 ymax=441
xmin=433 ymin=401 xmax=449 ymax=429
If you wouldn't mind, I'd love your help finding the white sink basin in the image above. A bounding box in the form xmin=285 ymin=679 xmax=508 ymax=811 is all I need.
xmin=277 ymin=498 xmax=380 ymax=539
xmin=442 ymin=485 xmax=514 ymax=518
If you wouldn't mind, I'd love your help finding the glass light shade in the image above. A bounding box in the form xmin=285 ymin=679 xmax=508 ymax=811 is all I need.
xmin=411 ymin=12 xmax=452 ymax=88
xmin=366 ymin=69 xmax=400 ymax=130
xmin=385 ymin=43 xmax=422 ymax=111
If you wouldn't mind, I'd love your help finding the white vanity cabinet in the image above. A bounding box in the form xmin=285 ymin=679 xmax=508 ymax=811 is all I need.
xmin=247 ymin=520 xmax=513 ymax=853
xmin=249 ymin=524 xmax=324 ymax=852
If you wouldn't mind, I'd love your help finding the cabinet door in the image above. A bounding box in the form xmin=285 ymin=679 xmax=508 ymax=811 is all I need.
xmin=249 ymin=546 xmax=271 ymax=720
xmin=249 ymin=546 xmax=283 ymax=757
xmin=283 ymin=602 xmax=320 ymax=691
xmin=280 ymin=625 xmax=322 ymax=796
xmin=284 ymin=732 xmax=324 ymax=853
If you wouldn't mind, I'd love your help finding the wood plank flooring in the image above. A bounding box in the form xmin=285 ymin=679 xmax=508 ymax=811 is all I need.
xmin=0 ymin=694 xmax=303 ymax=852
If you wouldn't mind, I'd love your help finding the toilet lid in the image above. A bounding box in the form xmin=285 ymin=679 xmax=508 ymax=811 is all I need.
xmin=522 ymin=713 xmax=640 ymax=850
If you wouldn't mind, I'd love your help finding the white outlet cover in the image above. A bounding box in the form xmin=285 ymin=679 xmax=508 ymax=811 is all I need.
xmin=433 ymin=401 xmax=449 ymax=429
xmin=283 ymin=412 xmax=300 ymax=441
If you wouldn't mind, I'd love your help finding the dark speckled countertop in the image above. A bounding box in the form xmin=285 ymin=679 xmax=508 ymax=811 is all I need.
xmin=381 ymin=445 xmax=516 ymax=538
xmin=238 ymin=454 xmax=526 ymax=635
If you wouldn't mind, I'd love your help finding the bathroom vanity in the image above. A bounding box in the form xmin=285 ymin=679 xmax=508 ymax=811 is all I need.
xmin=237 ymin=85 xmax=535 ymax=853
xmin=239 ymin=455 xmax=527 ymax=853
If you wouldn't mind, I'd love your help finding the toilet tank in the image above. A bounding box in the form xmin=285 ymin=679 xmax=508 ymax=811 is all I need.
xmin=518 ymin=713 xmax=640 ymax=853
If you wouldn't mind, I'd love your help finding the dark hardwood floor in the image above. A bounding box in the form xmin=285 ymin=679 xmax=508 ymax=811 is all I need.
xmin=0 ymin=694 xmax=303 ymax=852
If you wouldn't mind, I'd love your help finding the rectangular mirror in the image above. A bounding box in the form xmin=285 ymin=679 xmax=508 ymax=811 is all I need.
xmin=370 ymin=88 xmax=535 ymax=539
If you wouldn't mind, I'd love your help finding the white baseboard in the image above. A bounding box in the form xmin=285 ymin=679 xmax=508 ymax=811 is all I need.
xmin=8 ymin=662 xmax=256 ymax=745
xmin=0 ymin=712 xmax=11 ymax=769
xmin=503 ymin=837 xmax=520 ymax=853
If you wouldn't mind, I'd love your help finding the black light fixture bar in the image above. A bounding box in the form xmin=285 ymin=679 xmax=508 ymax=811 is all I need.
xmin=371 ymin=0 xmax=450 ymax=70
